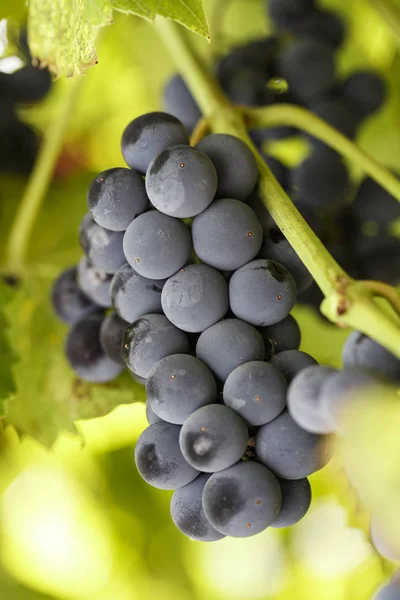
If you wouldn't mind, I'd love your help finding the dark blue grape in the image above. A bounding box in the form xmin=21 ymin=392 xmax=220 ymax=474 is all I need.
xmin=342 ymin=331 xmax=400 ymax=382
xmin=51 ymin=266 xmax=98 ymax=324
xmin=270 ymin=349 xmax=318 ymax=383
xmin=146 ymin=145 xmax=217 ymax=217
xmin=99 ymin=312 xmax=128 ymax=365
xmin=223 ymin=361 xmax=287 ymax=426
xmin=258 ymin=230 xmax=313 ymax=293
xmin=287 ymin=365 xmax=338 ymax=433
xmin=179 ymin=404 xmax=248 ymax=472
xmin=271 ymin=477 xmax=312 ymax=528
xmin=219 ymin=64 xmax=273 ymax=106
xmin=290 ymin=9 xmax=345 ymax=49
xmin=170 ymin=474 xmax=225 ymax=542
xmin=122 ymin=314 xmax=189 ymax=378
xmin=229 ymin=259 xmax=297 ymax=327
xmin=196 ymin=319 xmax=265 ymax=382
xmin=342 ymin=71 xmax=386 ymax=118
xmin=308 ymin=97 xmax=361 ymax=141
xmin=202 ymin=461 xmax=281 ymax=537
xmin=161 ymin=264 xmax=229 ymax=333
xmin=352 ymin=177 xmax=400 ymax=229
xmin=163 ymin=74 xmax=202 ymax=133
xmin=79 ymin=213 xmax=125 ymax=274
xmin=370 ymin=518 xmax=400 ymax=563
xmin=146 ymin=354 xmax=217 ymax=424
xmin=87 ymin=167 xmax=149 ymax=232
xmin=258 ymin=314 xmax=301 ymax=358
xmin=121 ymin=112 xmax=189 ymax=174
xmin=373 ymin=582 xmax=400 ymax=600
xmin=255 ymin=410 xmax=333 ymax=479
xmin=267 ymin=0 xmax=316 ymax=30
xmin=192 ymin=199 xmax=263 ymax=271
xmin=65 ymin=313 xmax=123 ymax=382
xmin=123 ymin=211 xmax=192 ymax=279
xmin=0 ymin=117 xmax=38 ymax=174
xmin=196 ymin=134 xmax=258 ymax=201
xmin=77 ymin=257 xmax=113 ymax=308
xmin=354 ymin=233 xmax=400 ymax=285
xmin=7 ymin=66 xmax=52 ymax=103
xmin=134 ymin=421 xmax=199 ymax=490
xmin=216 ymin=37 xmax=278 ymax=82
xmin=110 ymin=263 xmax=165 ymax=323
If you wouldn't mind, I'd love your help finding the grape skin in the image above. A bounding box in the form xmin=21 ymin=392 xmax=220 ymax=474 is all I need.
xmin=192 ymin=199 xmax=263 ymax=271
xmin=163 ymin=74 xmax=202 ymax=133
xmin=258 ymin=314 xmax=301 ymax=359
xmin=196 ymin=319 xmax=265 ymax=382
xmin=146 ymin=354 xmax=217 ymax=425
xmin=196 ymin=134 xmax=258 ymax=201
xmin=87 ymin=167 xmax=149 ymax=232
xmin=79 ymin=213 xmax=125 ymax=274
xmin=134 ymin=421 xmax=199 ymax=490
xmin=170 ymin=474 xmax=225 ymax=542
xmin=146 ymin=145 xmax=217 ymax=218
xmin=123 ymin=211 xmax=192 ymax=279
xmin=370 ymin=517 xmax=400 ymax=563
xmin=342 ymin=331 xmax=400 ymax=382
xmin=121 ymin=112 xmax=189 ymax=174
xmin=99 ymin=312 xmax=128 ymax=365
xmin=223 ymin=361 xmax=287 ymax=426
xmin=122 ymin=313 xmax=189 ymax=378
xmin=342 ymin=71 xmax=386 ymax=118
xmin=271 ymin=477 xmax=312 ymax=528
xmin=290 ymin=9 xmax=345 ymax=49
xmin=51 ymin=266 xmax=98 ymax=324
xmin=267 ymin=0 xmax=316 ymax=30
xmin=287 ymin=365 xmax=338 ymax=434
xmin=179 ymin=404 xmax=249 ymax=472
xmin=255 ymin=410 xmax=333 ymax=479
xmin=65 ymin=313 xmax=123 ymax=383
xmin=270 ymin=350 xmax=318 ymax=383
xmin=161 ymin=264 xmax=229 ymax=333
xmin=110 ymin=263 xmax=165 ymax=323
xmin=229 ymin=259 xmax=297 ymax=327
xmin=352 ymin=177 xmax=400 ymax=229
xmin=308 ymin=98 xmax=361 ymax=142
xmin=373 ymin=583 xmax=400 ymax=600
xmin=77 ymin=257 xmax=113 ymax=308
xmin=202 ymin=461 xmax=282 ymax=538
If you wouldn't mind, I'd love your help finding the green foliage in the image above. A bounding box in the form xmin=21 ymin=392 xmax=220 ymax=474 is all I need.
xmin=0 ymin=284 xmax=18 ymax=414
xmin=27 ymin=0 xmax=209 ymax=77
xmin=0 ymin=0 xmax=26 ymax=21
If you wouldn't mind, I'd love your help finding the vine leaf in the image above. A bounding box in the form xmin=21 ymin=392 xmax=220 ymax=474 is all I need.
xmin=27 ymin=0 xmax=209 ymax=77
xmin=4 ymin=275 xmax=145 ymax=447
xmin=0 ymin=283 xmax=18 ymax=416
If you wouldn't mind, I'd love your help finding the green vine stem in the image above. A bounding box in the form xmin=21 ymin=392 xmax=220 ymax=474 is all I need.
xmin=245 ymin=104 xmax=400 ymax=204
xmin=155 ymin=17 xmax=400 ymax=358
xmin=6 ymin=75 xmax=83 ymax=273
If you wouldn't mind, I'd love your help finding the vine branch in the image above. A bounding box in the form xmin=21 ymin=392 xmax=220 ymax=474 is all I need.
xmin=155 ymin=17 xmax=400 ymax=358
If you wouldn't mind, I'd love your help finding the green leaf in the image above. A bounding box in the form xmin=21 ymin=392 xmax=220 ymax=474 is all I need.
xmin=4 ymin=275 xmax=144 ymax=447
xmin=0 ymin=283 xmax=18 ymax=414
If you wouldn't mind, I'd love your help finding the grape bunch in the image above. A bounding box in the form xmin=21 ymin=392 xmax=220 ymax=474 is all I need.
xmin=51 ymin=106 xmax=400 ymax=548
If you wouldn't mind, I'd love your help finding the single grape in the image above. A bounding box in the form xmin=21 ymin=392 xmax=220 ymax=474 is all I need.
xmin=287 ymin=365 xmax=338 ymax=434
xmin=65 ymin=313 xmax=123 ymax=382
xmin=216 ymin=37 xmax=278 ymax=82
xmin=270 ymin=350 xmax=318 ymax=383
xmin=134 ymin=421 xmax=199 ymax=490
xmin=0 ymin=117 xmax=38 ymax=174
xmin=267 ymin=0 xmax=316 ymax=30
xmin=170 ymin=474 xmax=225 ymax=542
xmin=51 ymin=266 xmax=98 ymax=324
xmin=110 ymin=263 xmax=165 ymax=323
xmin=7 ymin=66 xmax=52 ymax=103
xmin=179 ymin=404 xmax=248 ymax=472
xmin=351 ymin=177 xmax=400 ymax=229
xmin=271 ymin=477 xmax=312 ymax=528
xmin=122 ymin=313 xmax=189 ymax=378
xmin=354 ymin=233 xmax=400 ymax=285
xmin=146 ymin=145 xmax=217 ymax=218
xmin=229 ymin=259 xmax=297 ymax=326
xmin=279 ymin=40 xmax=335 ymax=102
xmin=99 ymin=312 xmax=128 ymax=365
xmin=342 ymin=331 xmax=400 ymax=382
xmin=258 ymin=314 xmax=301 ymax=358
xmin=87 ymin=167 xmax=149 ymax=231
xmin=370 ymin=517 xmax=400 ymax=562
xmin=196 ymin=319 xmax=265 ymax=382
xmin=203 ymin=461 xmax=281 ymax=537
xmin=196 ymin=134 xmax=258 ymax=201
xmin=223 ymin=361 xmax=287 ymax=426
xmin=146 ymin=401 xmax=162 ymax=425
xmin=79 ymin=213 xmax=125 ymax=274
xmin=121 ymin=112 xmax=189 ymax=174
xmin=258 ymin=229 xmax=313 ymax=293
xmin=123 ymin=211 xmax=192 ymax=279
xmin=289 ymin=149 xmax=350 ymax=214
xmin=342 ymin=71 xmax=386 ymax=118
xmin=290 ymin=9 xmax=345 ymax=49
xmin=161 ymin=264 xmax=229 ymax=333
xmin=373 ymin=582 xmax=400 ymax=600
xmin=255 ymin=410 xmax=333 ymax=479
xmin=192 ymin=199 xmax=263 ymax=271
xmin=77 ymin=257 xmax=113 ymax=308
xmin=163 ymin=74 xmax=202 ymax=133
xmin=146 ymin=354 xmax=217 ymax=424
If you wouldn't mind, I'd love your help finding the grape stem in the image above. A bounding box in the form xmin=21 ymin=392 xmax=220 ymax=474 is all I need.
xmin=361 ymin=281 xmax=400 ymax=318
xmin=154 ymin=17 xmax=400 ymax=358
xmin=190 ymin=116 xmax=212 ymax=145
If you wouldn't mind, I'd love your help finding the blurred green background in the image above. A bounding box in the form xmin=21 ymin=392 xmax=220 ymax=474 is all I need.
xmin=0 ymin=0 xmax=400 ymax=598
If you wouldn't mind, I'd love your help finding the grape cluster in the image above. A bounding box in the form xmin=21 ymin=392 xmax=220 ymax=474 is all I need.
xmin=0 ymin=33 xmax=51 ymax=174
